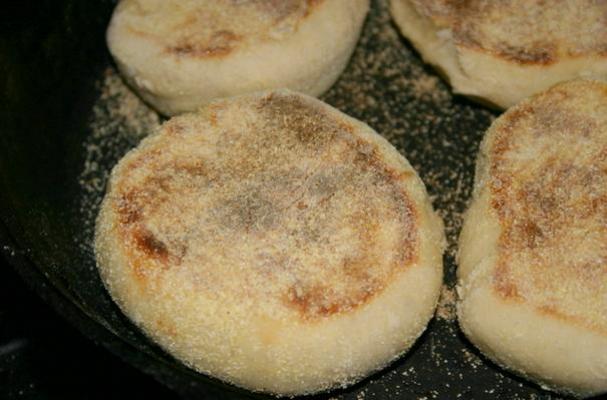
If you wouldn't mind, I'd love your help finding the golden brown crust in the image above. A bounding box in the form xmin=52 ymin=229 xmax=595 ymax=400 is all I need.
xmin=409 ymin=0 xmax=607 ymax=65
xmin=107 ymin=91 xmax=419 ymax=321
xmin=119 ymin=0 xmax=325 ymax=59
xmin=167 ymin=30 xmax=243 ymax=58
xmin=487 ymin=80 xmax=607 ymax=334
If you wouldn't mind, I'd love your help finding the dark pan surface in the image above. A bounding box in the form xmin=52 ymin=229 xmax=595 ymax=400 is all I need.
xmin=0 ymin=0 xmax=594 ymax=399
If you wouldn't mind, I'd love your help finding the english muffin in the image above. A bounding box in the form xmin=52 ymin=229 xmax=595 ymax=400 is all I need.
xmin=458 ymin=80 xmax=607 ymax=397
xmin=391 ymin=0 xmax=607 ymax=109
xmin=107 ymin=0 xmax=369 ymax=116
xmin=95 ymin=90 xmax=445 ymax=395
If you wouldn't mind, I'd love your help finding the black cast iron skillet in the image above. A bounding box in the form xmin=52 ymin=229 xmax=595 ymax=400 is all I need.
xmin=0 ymin=1 xmax=598 ymax=399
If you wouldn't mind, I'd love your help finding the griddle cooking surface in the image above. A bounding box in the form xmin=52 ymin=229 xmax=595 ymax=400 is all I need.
xmin=0 ymin=1 xmax=586 ymax=399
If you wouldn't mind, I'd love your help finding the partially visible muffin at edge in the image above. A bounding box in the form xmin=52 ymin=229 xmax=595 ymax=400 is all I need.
xmin=458 ymin=80 xmax=607 ymax=397
xmin=391 ymin=0 xmax=607 ymax=109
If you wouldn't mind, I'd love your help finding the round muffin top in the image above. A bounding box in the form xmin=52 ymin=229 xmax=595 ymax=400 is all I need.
xmin=488 ymin=80 xmax=607 ymax=334
xmin=113 ymin=0 xmax=325 ymax=58
xmin=410 ymin=0 xmax=607 ymax=65
xmin=104 ymin=90 xmax=420 ymax=322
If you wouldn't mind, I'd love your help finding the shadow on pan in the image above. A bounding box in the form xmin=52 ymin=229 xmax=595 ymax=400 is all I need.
xmin=0 ymin=0 xmax=578 ymax=399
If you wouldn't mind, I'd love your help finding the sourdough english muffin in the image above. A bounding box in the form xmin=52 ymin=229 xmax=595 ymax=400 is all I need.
xmin=94 ymin=90 xmax=444 ymax=396
xmin=458 ymin=80 xmax=607 ymax=397
xmin=390 ymin=0 xmax=607 ymax=109
xmin=106 ymin=0 xmax=369 ymax=116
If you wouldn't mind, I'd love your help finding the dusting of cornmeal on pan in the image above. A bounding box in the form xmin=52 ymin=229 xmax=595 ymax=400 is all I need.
xmin=436 ymin=285 xmax=457 ymax=321
xmin=75 ymin=0 xmax=566 ymax=398
xmin=78 ymin=68 xmax=160 ymax=258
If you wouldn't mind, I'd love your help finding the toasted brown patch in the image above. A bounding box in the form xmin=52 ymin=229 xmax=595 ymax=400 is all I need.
xmin=108 ymin=92 xmax=419 ymax=321
xmin=168 ymin=31 xmax=242 ymax=58
xmin=117 ymin=191 xmax=142 ymax=225
xmin=491 ymin=43 xmax=555 ymax=66
xmin=132 ymin=226 xmax=170 ymax=262
xmin=411 ymin=0 xmax=607 ymax=65
xmin=488 ymin=81 xmax=607 ymax=333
